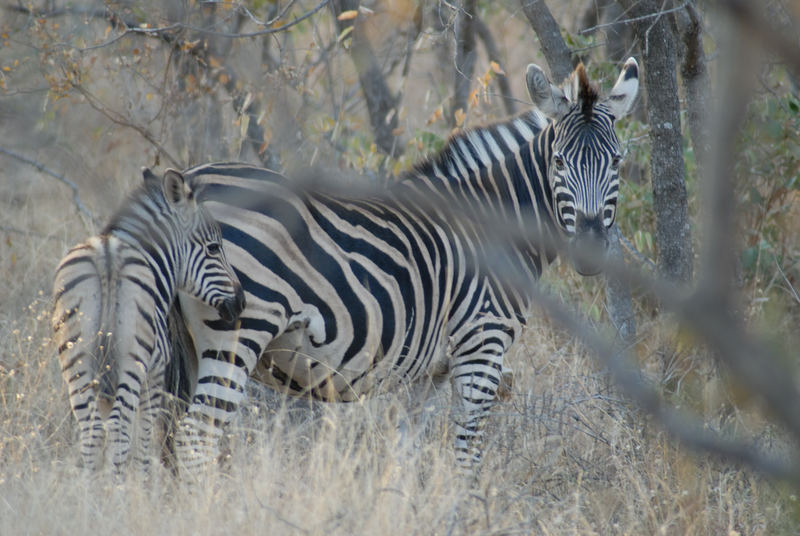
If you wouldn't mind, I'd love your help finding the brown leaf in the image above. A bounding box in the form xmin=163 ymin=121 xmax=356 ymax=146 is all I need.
xmin=337 ymin=10 xmax=359 ymax=21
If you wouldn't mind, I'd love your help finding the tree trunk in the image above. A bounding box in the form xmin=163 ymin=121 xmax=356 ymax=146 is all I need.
xmin=474 ymin=17 xmax=516 ymax=116
xmin=519 ymin=0 xmax=573 ymax=82
xmin=452 ymin=0 xmax=478 ymax=125
xmin=674 ymin=4 xmax=711 ymax=185
xmin=617 ymin=0 xmax=693 ymax=283
xmin=332 ymin=0 xmax=400 ymax=156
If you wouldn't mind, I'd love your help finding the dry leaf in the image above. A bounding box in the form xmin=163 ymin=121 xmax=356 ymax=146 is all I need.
xmin=337 ymin=10 xmax=359 ymax=21
xmin=454 ymin=108 xmax=466 ymax=128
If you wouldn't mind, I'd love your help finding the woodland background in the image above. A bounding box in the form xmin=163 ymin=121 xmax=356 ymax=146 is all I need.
xmin=2 ymin=0 xmax=800 ymax=533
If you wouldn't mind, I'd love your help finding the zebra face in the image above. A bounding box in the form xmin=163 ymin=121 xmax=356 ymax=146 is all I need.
xmin=185 ymin=217 xmax=246 ymax=323
xmin=527 ymin=58 xmax=639 ymax=275
xmin=162 ymin=169 xmax=246 ymax=323
xmin=549 ymin=112 xmax=623 ymax=275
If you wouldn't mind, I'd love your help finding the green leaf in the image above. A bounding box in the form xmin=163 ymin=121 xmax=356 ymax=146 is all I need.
xmin=742 ymin=246 xmax=758 ymax=271
xmin=766 ymin=119 xmax=783 ymax=140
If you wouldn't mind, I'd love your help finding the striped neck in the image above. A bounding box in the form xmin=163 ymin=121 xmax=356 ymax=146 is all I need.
xmin=103 ymin=184 xmax=183 ymax=305
xmin=398 ymin=111 xmax=560 ymax=252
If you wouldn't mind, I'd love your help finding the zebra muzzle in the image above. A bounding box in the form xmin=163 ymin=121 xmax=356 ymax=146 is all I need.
xmin=217 ymin=284 xmax=246 ymax=323
xmin=570 ymin=213 xmax=609 ymax=276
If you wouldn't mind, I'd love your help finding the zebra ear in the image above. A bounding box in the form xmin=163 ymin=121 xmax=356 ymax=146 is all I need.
xmin=142 ymin=167 xmax=159 ymax=184
xmin=526 ymin=63 xmax=570 ymax=120
xmin=162 ymin=169 xmax=193 ymax=206
xmin=604 ymin=57 xmax=639 ymax=119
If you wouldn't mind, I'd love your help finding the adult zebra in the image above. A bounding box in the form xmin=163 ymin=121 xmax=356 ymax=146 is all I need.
xmin=171 ymin=59 xmax=639 ymax=472
xmin=52 ymin=168 xmax=245 ymax=473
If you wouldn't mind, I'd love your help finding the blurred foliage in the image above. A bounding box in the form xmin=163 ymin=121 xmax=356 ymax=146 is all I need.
xmin=737 ymin=80 xmax=800 ymax=294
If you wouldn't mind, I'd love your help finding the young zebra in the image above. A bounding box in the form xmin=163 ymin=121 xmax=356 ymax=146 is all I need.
xmin=52 ymin=168 xmax=245 ymax=473
xmin=171 ymin=59 xmax=639 ymax=474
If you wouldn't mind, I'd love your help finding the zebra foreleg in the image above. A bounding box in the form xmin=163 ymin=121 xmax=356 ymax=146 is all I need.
xmin=449 ymin=350 xmax=504 ymax=476
xmin=173 ymin=336 xmax=255 ymax=474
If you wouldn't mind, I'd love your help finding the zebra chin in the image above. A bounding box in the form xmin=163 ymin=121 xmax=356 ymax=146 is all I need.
xmin=216 ymin=284 xmax=246 ymax=323
xmin=568 ymin=235 xmax=609 ymax=276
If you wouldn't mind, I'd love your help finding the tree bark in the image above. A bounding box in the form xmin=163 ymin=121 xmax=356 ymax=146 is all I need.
xmin=617 ymin=0 xmax=693 ymax=283
xmin=452 ymin=0 xmax=478 ymax=125
xmin=332 ymin=0 xmax=400 ymax=156
xmin=519 ymin=0 xmax=573 ymax=82
xmin=674 ymin=4 xmax=711 ymax=185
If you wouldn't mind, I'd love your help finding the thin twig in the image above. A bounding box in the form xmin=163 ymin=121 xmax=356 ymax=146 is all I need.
xmin=0 ymin=147 xmax=96 ymax=226
xmin=580 ymin=1 xmax=691 ymax=35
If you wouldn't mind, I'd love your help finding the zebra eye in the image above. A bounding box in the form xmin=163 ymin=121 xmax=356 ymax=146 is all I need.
xmin=553 ymin=154 xmax=566 ymax=171
xmin=206 ymin=242 xmax=221 ymax=256
xmin=611 ymin=154 xmax=622 ymax=169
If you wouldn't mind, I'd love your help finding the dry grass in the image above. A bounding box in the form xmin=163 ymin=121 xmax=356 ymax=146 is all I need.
xmin=0 ymin=210 xmax=793 ymax=533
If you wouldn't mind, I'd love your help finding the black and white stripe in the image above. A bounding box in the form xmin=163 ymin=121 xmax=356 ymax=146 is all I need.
xmin=171 ymin=59 xmax=639 ymax=472
xmin=52 ymin=169 xmax=245 ymax=473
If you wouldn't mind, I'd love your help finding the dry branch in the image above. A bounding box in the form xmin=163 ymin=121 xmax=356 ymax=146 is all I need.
xmin=0 ymin=147 xmax=96 ymax=227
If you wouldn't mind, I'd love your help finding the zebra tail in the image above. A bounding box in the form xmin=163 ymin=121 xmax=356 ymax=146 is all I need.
xmin=91 ymin=241 xmax=119 ymax=416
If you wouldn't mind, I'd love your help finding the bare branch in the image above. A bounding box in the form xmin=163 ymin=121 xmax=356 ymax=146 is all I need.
xmin=72 ymin=84 xmax=182 ymax=169
xmin=0 ymin=147 xmax=96 ymax=227
xmin=531 ymin=282 xmax=800 ymax=486
xmin=474 ymin=16 xmax=516 ymax=116
xmin=580 ymin=1 xmax=692 ymax=35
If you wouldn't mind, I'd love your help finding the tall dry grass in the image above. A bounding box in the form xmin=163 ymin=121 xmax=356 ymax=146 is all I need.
xmin=0 ymin=195 xmax=791 ymax=532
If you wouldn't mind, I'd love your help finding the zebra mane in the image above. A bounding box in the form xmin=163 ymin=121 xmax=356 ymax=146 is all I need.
xmin=407 ymin=110 xmax=547 ymax=180
xmin=101 ymin=172 xmax=168 ymax=237
xmin=569 ymin=63 xmax=598 ymax=122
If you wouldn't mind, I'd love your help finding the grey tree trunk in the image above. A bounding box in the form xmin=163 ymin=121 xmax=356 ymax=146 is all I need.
xmin=519 ymin=0 xmax=573 ymax=82
xmin=617 ymin=0 xmax=693 ymax=283
xmin=452 ymin=0 xmax=478 ymax=125
xmin=674 ymin=4 xmax=712 ymax=187
xmin=474 ymin=17 xmax=516 ymax=116
xmin=332 ymin=0 xmax=400 ymax=156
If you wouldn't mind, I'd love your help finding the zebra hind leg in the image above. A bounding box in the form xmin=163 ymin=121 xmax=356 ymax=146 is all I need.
xmin=77 ymin=400 xmax=106 ymax=472
xmin=104 ymin=386 xmax=141 ymax=475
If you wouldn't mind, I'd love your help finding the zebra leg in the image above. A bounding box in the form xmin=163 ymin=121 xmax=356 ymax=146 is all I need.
xmin=448 ymin=324 xmax=510 ymax=475
xmin=76 ymin=397 xmax=106 ymax=471
xmin=173 ymin=297 xmax=260 ymax=474
xmin=105 ymin=386 xmax=141 ymax=474
xmin=132 ymin=379 xmax=162 ymax=474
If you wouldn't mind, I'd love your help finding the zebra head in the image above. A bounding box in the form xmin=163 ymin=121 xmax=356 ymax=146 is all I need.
xmin=151 ymin=168 xmax=246 ymax=323
xmin=527 ymin=58 xmax=639 ymax=275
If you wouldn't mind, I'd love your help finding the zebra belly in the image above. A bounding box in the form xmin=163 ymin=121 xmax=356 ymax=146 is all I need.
xmin=250 ymin=318 xmax=451 ymax=403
